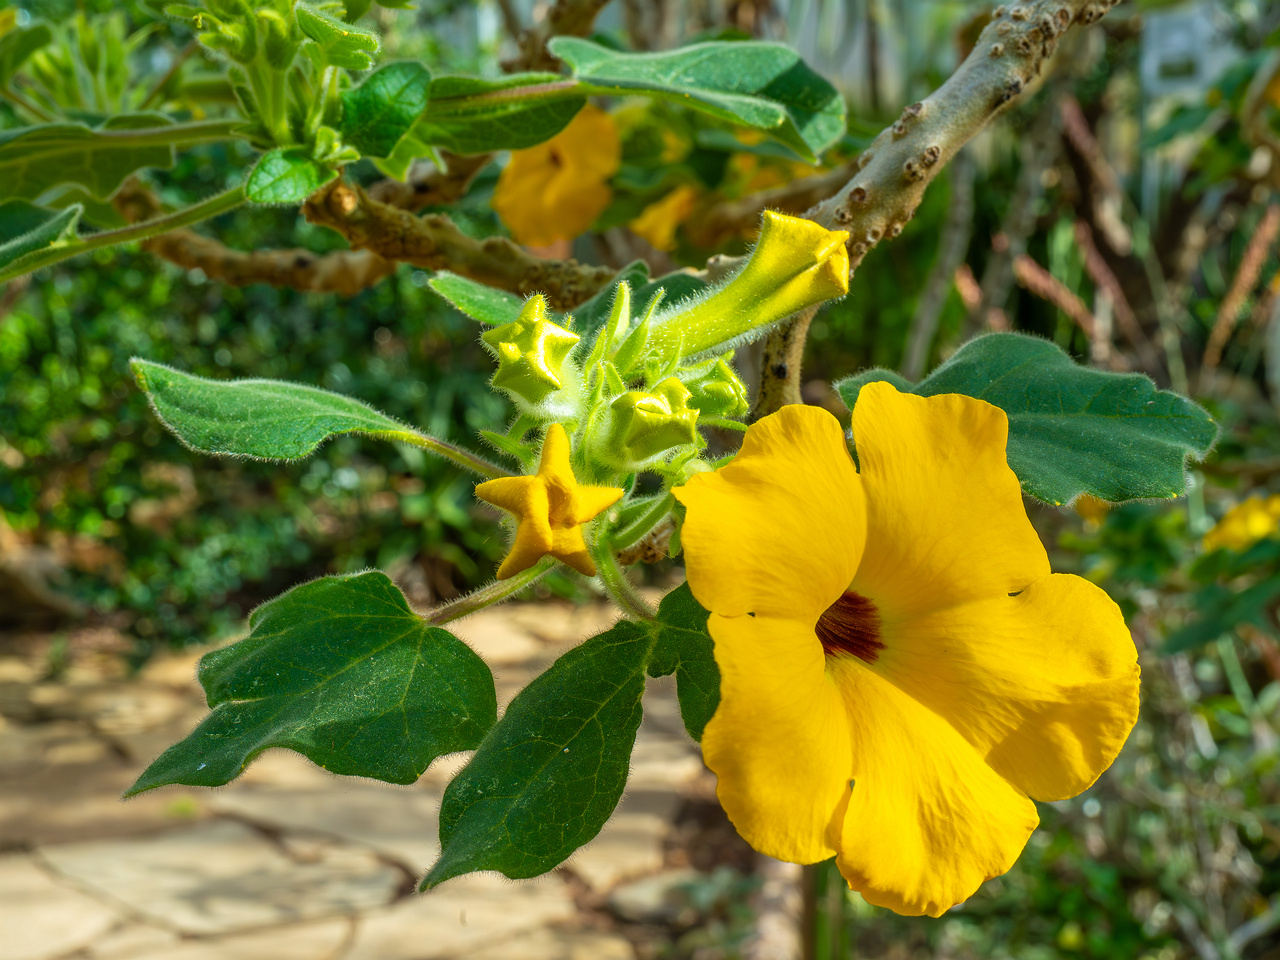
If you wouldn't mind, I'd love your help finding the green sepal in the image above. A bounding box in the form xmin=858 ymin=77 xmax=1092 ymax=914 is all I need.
xmin=594 ymin=377 xmax=700 ymax=469
xmin=422 ymin=584 xmax=716 ymax=887
xmin=679 ymin=354 xmax=749 ymax=419
xmin=835 ymin=333 xmax=1218 ymax=505
xmin=126 ymin=571 xmax=497 ymax=794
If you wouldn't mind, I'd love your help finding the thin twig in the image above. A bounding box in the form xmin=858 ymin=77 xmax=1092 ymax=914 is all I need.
xmin=1013 ymin=253 xmax=1095 ymax=338
xmin=1203 ymin=202 xmax=1280 ymax=372
xmin=1075 ymin=219 xmax=1163 ymax=373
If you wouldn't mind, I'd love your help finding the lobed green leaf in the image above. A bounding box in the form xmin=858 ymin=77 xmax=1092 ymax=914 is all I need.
xmin=127 ymin=571 xmax=496 ymax=794
xmin=0 ymin=116 xmax=176 ymax=202
xmin=551 ymin=37 xmax=845 ymax=162
xmin=131 ymin=359 xmax=425 ymax=460
xmin=424 ymin=584 xmax=716 ymax=886
xmin=339 ymin=60 xmax=431 ymax=159
xmin=836 ymin=334 xmax=1219 ymax=505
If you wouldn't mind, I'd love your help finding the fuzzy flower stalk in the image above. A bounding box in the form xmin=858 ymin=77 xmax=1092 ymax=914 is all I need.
xmin=610 ymin=211 xmax=851 ymax=375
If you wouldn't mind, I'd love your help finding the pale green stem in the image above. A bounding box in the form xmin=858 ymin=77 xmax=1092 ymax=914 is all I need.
xmin=612 ymin=494 xmax=674 ymax=551
xmin=425 ymin=557 xmax=555 ymax=625
xmin=0 ymin=185 xmax=247 ymax=286
xmin=699 ymin=416 xmax=748 ymax=432
xmin=590 ymin=536 xmax=655 ymax=620
xmin=383 ymin=429 xmax=515 ymax=479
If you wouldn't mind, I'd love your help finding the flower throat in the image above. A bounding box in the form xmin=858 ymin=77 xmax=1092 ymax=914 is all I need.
xmin=815 ymin=592 xmax=884 ymax=663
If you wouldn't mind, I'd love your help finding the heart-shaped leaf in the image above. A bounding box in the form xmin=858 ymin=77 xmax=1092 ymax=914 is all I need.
xmin=836 ymin=333 xmax=1218 ymax=505
xmin=127 ymin=571 xmax=496 ymax=794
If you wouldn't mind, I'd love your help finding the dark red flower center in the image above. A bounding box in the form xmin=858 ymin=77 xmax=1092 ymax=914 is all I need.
xmin=815 ymin=591 xmax=884 ymax=663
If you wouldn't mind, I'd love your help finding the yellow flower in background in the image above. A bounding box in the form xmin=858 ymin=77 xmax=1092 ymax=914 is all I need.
xmin=629 ymin=185 xmax=700 ymax=252
xmin=492 ymin=104 xmax=620 ymax=247
xmin=1073 ymin=493 xmax=1112 ymax=527
xmin=1203 ymin=495 xmax=1280 ymax=553
xmin=673 ymin=384 xmax=1140 ymax=917
xmin=475 ymin=424 xmax=623 ymax=579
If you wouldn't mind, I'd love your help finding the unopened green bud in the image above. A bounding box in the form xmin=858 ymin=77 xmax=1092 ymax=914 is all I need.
xmin=482 ymin=295 xmax=581 ymax=409
xmin=591 ymin=377 xmax=699 ymax=470
xmin=645 ymin=211 xmax=850 ymax=365
xmin=680 ymin=355 xmax=749 ymax=418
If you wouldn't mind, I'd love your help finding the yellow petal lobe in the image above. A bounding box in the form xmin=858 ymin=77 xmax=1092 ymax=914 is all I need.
xmin=849 ymin=381 xmax=1051 ymax=618
xmin=829 ymin=656 xmax=1040 ymax=918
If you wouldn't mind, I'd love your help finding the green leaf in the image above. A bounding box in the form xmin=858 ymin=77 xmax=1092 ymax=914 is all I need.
xmin=647 ymin=583 xmax=719 ymax=742
xmin=382 ymin=73 xmax=585 ymax=171
xmin=835 ymin=334 xmax=1219 ymax=505
xmin=295 ymin=2 xmax=380 ymax=69
xmin=550 ymin=37 xmax=845 ymax=162
xmin=0 ymin=200 xmax=81 ymax=271
xmin=0 ymin=116 xmax=175 ymax=202
xmin=0 ymin=21 xmax=52 ymax=86
xmin=131 ymin=359 xmax=424 ymax=459
xmin=126 ymin=571 xmax=495 ymax=794
xmin=428 ymin=271 xmax=522 ymax=325
xmin=423 ymin=620 xmax=651 ymax=887
xmin=339 ymin=60 xmax=431 ymax=159
xmin=245 ymin=147 xmax=336 ymax=204
xmin=423 ymin=583 xmax=717 ymax=887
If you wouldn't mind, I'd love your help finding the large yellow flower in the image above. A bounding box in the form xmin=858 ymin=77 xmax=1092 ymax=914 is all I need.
xmin=672 ymin=383 xmax=1140 ymax=917
xmin=1203 ymin=494 xmax=1280 ymax=554
xmin=492 ymin=104 xmax=620 ymax=247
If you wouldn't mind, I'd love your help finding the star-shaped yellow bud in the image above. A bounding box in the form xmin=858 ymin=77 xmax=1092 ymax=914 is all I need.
xmin=481 ymin=295 xmax=581 ymax=405
xmin=475 ymin=423 xmax=624 ymax=579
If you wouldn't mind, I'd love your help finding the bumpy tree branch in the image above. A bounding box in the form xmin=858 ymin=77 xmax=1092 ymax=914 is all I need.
xmin=754 ymin=0 xmax=1123 ymax=414
xmin=302 ymin=179 xmax=616 ymax=309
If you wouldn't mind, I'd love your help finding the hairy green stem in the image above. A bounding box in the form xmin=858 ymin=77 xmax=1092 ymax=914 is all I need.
xmin=590 ymin=536 xmax=655 ymax=620
xmin=388 ymin=429 xmax=515 ymax=479
xmin=0 ymin=185 xmax=247 ymax=286
xmin=612 ymin=494 xmax=674 ymax=551
xmin=425 ymin=557 xmax=556 ymax=625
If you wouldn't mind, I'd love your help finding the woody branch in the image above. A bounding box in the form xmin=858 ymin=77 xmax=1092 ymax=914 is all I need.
xmin=753 ymin=0 xmax=1124 ymax=416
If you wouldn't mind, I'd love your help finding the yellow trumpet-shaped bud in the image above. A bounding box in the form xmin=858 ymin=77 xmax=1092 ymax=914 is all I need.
xmin=481 ymin=295 xmax=581 ymax=406
xmin=475 ymin=424 xmax=624 ymax=579
xmin=627 ymin=211 xmax=849 ymax=370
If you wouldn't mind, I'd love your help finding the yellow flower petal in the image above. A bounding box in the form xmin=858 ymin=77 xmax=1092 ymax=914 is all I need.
xmin=702 ymin=612 xmax=852 ymax=864
xmin=829 ymin=656 xmax=1040 ymax=918
xmin=629 ymin=185 xmax=700 ymax=252
xmin=849 ymin=381 xmax=1050 ymax=619
xmin=873 ymin=573 xmax=1139 ymax=801
xmin=475 ymin=424 xmax=623 ymax=578
xmin=674 ymin=404 xmax=865 ymax=619
xmin=492 ymin=104 xmax=620 ymax=247
xmin=1203 ymin=494 xmax=1280 ymax=553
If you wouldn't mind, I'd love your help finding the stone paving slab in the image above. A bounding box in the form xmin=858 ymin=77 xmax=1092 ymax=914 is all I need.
xmin=0 ymin=595 xmax=743 ymax=960
xmin=39 ymin=818 xmax=403 ymax=935
xmin=0 ymin=853 xmax=119 ymax=960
